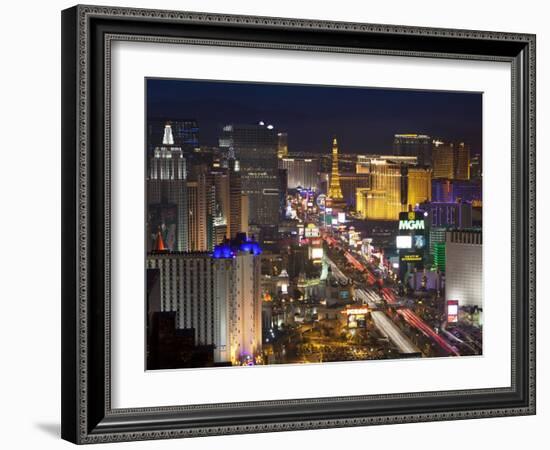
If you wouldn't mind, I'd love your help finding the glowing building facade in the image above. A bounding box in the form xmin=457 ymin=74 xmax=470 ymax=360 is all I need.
xmin=186 ymin=176 xmax=210 ymax=252
xmin=356 ymin=154 xmax=417 ymax=174
xmin=277 ymin=132 xmax=288 ymax=159
xmin=420 ymin=200 xmax=473 ymax=229
xmin=393 ymin=133 xmax=432 ymax=166
xmin=455 ymin=142 xmax=471 ymax=180
xmin=147 ymin=234 xmax=263 ymax=366
xmin=146 ymin=252 xmax=216 ymax=348
xmin=147 ymin=119 xmax=199 ymax=158
xmin=354 ymin=156 xmax=430 ymax=220
xmin=433 ymin=141 xmax=471 ymax=180
xmin=219 ymin=122 xmax=279 ymax=227
xmin=147 ymin=124 xmax=188 ymax=252
xmin=407 ymin=167 xmax=432 ymax=207
xmin=433 ymin=141 xmax=455 ymax=179
xmin=279 ymin=157 xmax=319 ymax=190
xmin=213 ymin=235 xmax=263 ymax=364
xmin=355 ymin=159 xmax=406 ymax=220
xmin=445 ymin=230 xmax=483 ymax=308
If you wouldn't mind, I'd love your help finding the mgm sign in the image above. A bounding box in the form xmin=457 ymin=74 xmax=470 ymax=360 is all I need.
xmin=398 ymin=211 xmax=426 ymax=232
xmin=397 ymin=211 xmax=426 ymax=271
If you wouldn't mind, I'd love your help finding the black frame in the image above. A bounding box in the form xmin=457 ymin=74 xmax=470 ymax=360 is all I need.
xmin=61 ymin=4 xmax=536 ymax=444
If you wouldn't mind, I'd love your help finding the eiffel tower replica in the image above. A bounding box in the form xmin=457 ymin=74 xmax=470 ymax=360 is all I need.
xmin=326 ymin=137 xmax=347 ymax=211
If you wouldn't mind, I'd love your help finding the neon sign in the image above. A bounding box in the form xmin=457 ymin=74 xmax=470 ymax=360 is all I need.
xmin=398 ymin=219 xmax=425 ymax=231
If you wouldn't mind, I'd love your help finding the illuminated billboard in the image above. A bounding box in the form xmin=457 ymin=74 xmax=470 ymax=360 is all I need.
xmin=396 ymin=235 xmax=412 ymax=249
xmin=316 ymin=194 xmax=326 ymax=209
xmin=399 ymin=253 xmax=423 ymax=263
xmin=304 ymin=223 xmax=320 ymax=238
xmin=343 ymin=307 xmax=369 ymax=329
xmin=447 ymin=300 xmax=459 ymax=323
xmin=413 ymin=235 xmax=426 ymax=249
xmin=309 ymin=247 xmax=324 ymax=260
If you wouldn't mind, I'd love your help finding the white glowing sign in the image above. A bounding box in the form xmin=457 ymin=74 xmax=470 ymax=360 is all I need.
xmin=398 ymin=219 xmax=425 ymax=231
xmin=304 ymin=224 xmax=320 ymax=238
xmin=396 ymin=235 xmax=412 ymax=249
xmin=310 ymin=247 xmax=324 ymax=260
xmin=343 ymin=308 xmax=370 ymax=315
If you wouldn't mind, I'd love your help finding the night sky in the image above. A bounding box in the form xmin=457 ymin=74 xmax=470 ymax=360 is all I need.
xmin=147 ymin=78 xmax=482 ymax=155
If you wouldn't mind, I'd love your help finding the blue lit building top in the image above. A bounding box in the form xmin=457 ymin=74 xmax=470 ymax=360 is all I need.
xmin=212 ymin=233 xmax=262 ymax=259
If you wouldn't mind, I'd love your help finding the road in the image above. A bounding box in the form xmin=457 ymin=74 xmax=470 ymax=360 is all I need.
xmin=380 ymin=288 xmax=460 ymax=356
xmin=355 ymin=288 xmax=420 ymax=355
xmin=371 ymin=311 xmax=421 ymax=355
xmin=326 ymin=257 xmax=349 ymax=284
xmin=327 ymin=257 xmax=420 ymax=355
xmin=325 ymin=238 xmax=460 ymax=357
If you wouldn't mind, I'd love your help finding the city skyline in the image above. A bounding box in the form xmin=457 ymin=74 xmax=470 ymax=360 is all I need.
xmin=145 ymin=78 xmax=483 ymax=370
xmin=147 ymin=78 xmax=483 ymax=155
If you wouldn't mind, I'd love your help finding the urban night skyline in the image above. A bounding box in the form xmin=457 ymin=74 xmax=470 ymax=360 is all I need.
xmin=147 ymin=78 xmax=483 ymax=155
xmin=145 ymin=78 xmax=483 ymax=370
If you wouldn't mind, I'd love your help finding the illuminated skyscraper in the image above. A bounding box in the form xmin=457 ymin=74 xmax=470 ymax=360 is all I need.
xmin=279 ymin=157 xmax=319 ymax=190
xmin=229 ymin=168 xmax=244 ymax=238
xmin=147 ymin=233 xmax=263 ymax=366
xmin=240 ymin=194 xmax=249 ymax=235
xmin=211 ymin=157 xmax=249 ymax=241
xmin=354 ymin=156 xmax=427 ymax=220
xmin=147 ymin=124 xmax=188 ymax=251
xmin=212 ymin=170 xmax=230 ymax=238
xmin=433 ymin=141 xmax=455 ymax=179
xmin=393 ymin=133 xmax=432 ymax=166
xmin=147 ymin=119 xmax=199 ymax=157
xmin=470 ymin=153 xmax=482 ymax=180
xmin=219 ymin=122 xmax=279 ymax=227
xmin=407 ymin=167 xmax=432 ymax=207
xmin=186 ymin=181 xmax=206 ymax=251
xmin=445 ymin=230 xmax=482 ymax=308
xmin=146 ymin=252 xmax=216 ymax=348
xmin=213 ymin=234 xmax=263 ymax=364
xmin=277 ymin=132 xmax=288 ymax=159
xmin=186 ymin=168 xmax=213 ymax=252
xmin=420 ymin=200 xmax=473 ymax=229
xmin=366 ymin=162 xmax=404 ymax=220
xmin=433 ymin=141 xmax=471 ymax=180
xmin=455 ymin=142 xmax=471 ymax=180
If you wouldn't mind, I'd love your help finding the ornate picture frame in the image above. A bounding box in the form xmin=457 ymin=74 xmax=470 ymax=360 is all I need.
xmin=61 ymin=5 xmax=536 ymax=444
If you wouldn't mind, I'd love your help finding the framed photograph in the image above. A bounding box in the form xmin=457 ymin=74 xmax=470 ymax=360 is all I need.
xmin=61 ymin=5 xmax=536 ymax=444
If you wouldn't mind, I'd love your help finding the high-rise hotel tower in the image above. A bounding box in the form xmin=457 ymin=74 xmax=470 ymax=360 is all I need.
xmin=147 ymin=124 xmax=188 ymax=252
xmin=327 ymin=137 xmax=346 ymax=210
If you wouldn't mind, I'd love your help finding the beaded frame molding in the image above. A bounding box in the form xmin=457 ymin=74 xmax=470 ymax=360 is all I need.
xmin=61 ymin=4 xmax=536 ymax=444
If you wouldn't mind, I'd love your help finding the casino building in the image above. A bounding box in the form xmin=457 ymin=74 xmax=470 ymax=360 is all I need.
xmin=355 ymin=156 xmax=431 ymax=221
xmin=219 ymin=122 xmax=279 ymax=228
xmin=147 ymin=124 xmax=188 ymax=252
xmin=445 ymin=230 xmax=483 ymax=309
xmin=147 ymin=233 xmax=263 ymax=366
xmin=212 ymin=234 xmax=263 ymax=365
xmin=146 ymin=250 xmax=217 ymax=351
xmin=279 ymin=157 xmax=319 ymax=191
